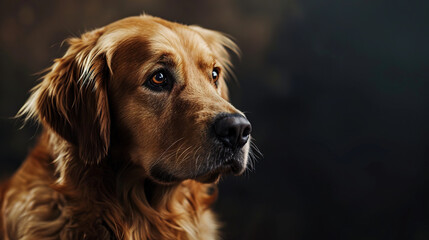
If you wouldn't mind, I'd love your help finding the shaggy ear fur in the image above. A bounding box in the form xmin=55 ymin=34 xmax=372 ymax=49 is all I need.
xmin=189 ymin=26 xmax=240 ymax=100
xmin=18 ymin=28 xmax=110 ymax=164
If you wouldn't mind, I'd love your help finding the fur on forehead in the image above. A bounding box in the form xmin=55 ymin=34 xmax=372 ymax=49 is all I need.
xmin=96 ymin=15 xmax=240 ymax=80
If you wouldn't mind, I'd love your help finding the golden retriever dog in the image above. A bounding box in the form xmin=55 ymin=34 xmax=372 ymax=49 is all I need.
xmin=0 ymin=15 xmax=254 ymax=239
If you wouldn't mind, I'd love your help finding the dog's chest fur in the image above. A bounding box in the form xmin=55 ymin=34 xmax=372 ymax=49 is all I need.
xmin=1 ymin=136 xmax=218 ymax=240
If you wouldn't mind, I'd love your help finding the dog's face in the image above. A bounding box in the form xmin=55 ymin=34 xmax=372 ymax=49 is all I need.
xmin=21 ymin=16 xmax=252 ymax=183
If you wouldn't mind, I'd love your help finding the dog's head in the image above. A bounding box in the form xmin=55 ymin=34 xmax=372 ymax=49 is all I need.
xmin=20 ymin=15 xmax=252 ymax=183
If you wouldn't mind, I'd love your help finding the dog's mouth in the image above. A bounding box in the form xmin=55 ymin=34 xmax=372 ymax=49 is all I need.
xmin=195 ymin=161 xmax=242 ymax=183
xmin=194 ymin=149 xmax=248 ymax=183
xmin=149 ymin=145 xmax=249 ymax=184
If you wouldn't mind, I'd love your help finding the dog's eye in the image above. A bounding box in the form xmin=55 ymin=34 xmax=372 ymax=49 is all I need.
xmin=144 ymin=70 xmax=173 ymax=92
xmin=212 ymin=68 xmax=220 ymax=87
xmin=152 ymin=71 xmax=167 ymax=85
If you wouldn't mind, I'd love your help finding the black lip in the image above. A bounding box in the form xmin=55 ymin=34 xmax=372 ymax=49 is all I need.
xmin=195 ymin=155 xmax=246 ymax=183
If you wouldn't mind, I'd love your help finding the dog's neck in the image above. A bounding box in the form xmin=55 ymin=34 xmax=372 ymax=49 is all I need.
xmin=41 ymin=130 xmax=218 ymax=239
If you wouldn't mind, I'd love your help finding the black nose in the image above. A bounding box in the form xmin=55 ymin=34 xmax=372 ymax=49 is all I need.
xmin=214 ymin=114 xmax=252 ymax=149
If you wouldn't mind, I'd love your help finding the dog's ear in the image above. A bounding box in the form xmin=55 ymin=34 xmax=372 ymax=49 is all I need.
xmin=189 ymin=26 xmax=240 ymax=100
xmin=19 ymin=28 xmax=110 ymax=164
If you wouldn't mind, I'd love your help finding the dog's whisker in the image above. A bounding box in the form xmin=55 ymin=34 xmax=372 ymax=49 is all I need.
xmin=250 ymin=140 xmax=263 ymax=158
xmin=192 ymin=146 xmax=202 ymax=162
xmin=177 ymin=145 xmax=193 ymax=165
xmin=158 ymin=137 xmax=185 ymax=161
xmin=191 ymin=146 xmax=202 ymax=174
xmin=174 ymin=142 xmax=187 ymax=162
xmin=203 ymin=152 xmax=211 ymax=173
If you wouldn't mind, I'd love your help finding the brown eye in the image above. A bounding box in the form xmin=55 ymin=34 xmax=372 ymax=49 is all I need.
xmin=144 ymin=70 xmax=173 ymax=92
xmin=152 ymin=71 xmax=167 ymax=85
xmin=212 ymin=68 xmax=220 ymax=86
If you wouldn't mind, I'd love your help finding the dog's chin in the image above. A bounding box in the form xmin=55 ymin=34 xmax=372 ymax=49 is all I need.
xmin=151 ymin=160 xmax=246 ymax=185
xmin=195 ymin=157 xmax=248 ymax=183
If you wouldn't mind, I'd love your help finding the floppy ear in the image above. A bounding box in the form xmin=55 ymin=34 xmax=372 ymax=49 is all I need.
xmin=19 ymin=28 xmax=110 ymax=164
xmin=189 ymin=26 xmax=240 ymax=100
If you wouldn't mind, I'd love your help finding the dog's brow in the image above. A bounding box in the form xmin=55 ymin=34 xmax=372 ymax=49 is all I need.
xmin=198 ymin=57 xmax=216 ymax=71
xmin=158 ymin=53 xmax=177 ymax=67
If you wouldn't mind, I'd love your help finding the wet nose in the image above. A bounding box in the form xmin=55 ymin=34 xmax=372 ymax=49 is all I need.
xmin=214 ymin=114 xmax=252 ymax=149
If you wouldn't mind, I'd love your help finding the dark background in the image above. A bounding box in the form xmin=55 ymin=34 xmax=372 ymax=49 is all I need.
xmin=1 ymin=0 xmax=429 ymax=239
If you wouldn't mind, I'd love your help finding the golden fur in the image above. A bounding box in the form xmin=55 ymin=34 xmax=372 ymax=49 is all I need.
xmin=0 ymin=15 xmax=250 ymax=240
